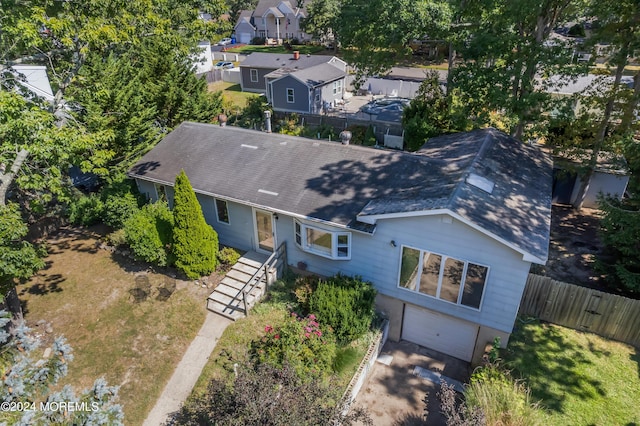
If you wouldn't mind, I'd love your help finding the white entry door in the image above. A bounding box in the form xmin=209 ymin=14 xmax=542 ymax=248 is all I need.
xmin=254 ymin=209 xmax=275 ymax=253
xmin=402 ymin=305 xmax=479 ymax=362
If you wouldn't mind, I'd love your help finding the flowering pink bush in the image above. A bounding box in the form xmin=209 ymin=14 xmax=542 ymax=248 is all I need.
xmin=253 ymin=313 xmax=336 ymax=379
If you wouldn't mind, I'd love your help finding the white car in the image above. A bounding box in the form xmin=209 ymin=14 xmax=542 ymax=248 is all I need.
xmin=214 ymin=61 xmax=234 ymax=69
xmin=217 ymin=38 xmax=232 ymax=46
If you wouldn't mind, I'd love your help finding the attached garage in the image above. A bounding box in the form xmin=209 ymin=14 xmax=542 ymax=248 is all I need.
xmin=238 ymin=32 xmax=252 ymax=44
xmin=402 ymin=304 xmax=479 ymax=362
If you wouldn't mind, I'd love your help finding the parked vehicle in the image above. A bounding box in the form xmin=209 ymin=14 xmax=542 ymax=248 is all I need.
xmin=217 ymin=38 xmax=232 ymax=46
xmin=214 ymin=61 xmax=234 ymax=69
xmin=359 ymin=98 xmax=410 ymax=115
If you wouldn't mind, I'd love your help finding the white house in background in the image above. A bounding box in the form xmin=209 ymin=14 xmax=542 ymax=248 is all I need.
xmin=8 ymin=65 xmax=55 ymax=103
xmin=129 ymin=123 xmax=552 ymax=364
xmin=193 ymin=41 xmax=214 ymax=75
xmin=235 ymin=0 xmax=312 ymax=45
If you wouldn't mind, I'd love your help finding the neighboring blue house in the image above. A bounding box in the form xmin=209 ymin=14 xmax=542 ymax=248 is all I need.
xmin=129 ymin=122 xmax=552 ymax=364
xmin=239 ymin=52 xmax=347 ymax=113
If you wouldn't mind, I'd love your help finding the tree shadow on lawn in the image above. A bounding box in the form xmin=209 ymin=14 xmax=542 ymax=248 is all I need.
xmin=631 ymin=349 xmax=640 ymax=380
xmin=504 ymin=319 xmax=606 ymax=414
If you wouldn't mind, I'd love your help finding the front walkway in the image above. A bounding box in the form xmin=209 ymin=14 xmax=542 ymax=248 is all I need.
xmin=143 ymin=312 xmax=232 ymax=426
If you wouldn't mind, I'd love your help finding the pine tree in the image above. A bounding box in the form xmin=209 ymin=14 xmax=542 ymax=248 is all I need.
xmin=172 ymin=170 xmax=218 ymax=279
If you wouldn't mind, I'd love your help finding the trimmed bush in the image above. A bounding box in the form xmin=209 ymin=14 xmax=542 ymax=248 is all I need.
xmin=172 ymin=170 xmax=218 ymax=279
xmin=124 ymin=201 xmax=173 ymax=266
xmin=252 ymin=313 xmax=336 ymax=380
xmin=217 ymin=246 xmax=242 ymax=268
xmin=68 ymin=194 xmax=104 ymax=226
xmin=308 ymin=274 xmax=376 ymax=342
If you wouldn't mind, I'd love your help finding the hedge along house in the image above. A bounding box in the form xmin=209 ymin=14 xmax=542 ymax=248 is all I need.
xmin=129 ymin=122 xmax=552 ymax=364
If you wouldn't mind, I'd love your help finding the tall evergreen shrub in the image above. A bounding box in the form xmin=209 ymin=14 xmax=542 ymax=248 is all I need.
xmin=172 ymin=170 xmax=218 ymax=279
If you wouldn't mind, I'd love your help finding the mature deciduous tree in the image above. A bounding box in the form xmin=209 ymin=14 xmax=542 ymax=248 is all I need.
xmin=302 ymin=0 xmax=341 ymax=47
xmin=450 ymin=0 xmax=585 ymax=139
xmin=337 ymin=0 xmax=452 ymax=84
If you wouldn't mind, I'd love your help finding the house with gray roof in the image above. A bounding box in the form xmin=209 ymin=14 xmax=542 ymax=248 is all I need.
xmin=240 ymin=52 xmax=347 ymax=113
xmin=241 ymin=0 xmax=311 ymax=44
xmin=129 ymin=122 xmax=552 ymax=364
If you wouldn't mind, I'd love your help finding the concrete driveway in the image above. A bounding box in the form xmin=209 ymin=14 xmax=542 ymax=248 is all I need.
xmin=351 ymin=340 xmax=472 ymax=425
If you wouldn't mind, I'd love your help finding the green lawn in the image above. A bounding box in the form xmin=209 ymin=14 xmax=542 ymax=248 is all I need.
xmin=17 ymin=228 xmax=209 ymax=425
xmin=224 ymin=44 xmax=327 ymax=55
xmin=503 ymin=319 xmax=640 ymax=425
xmin=207 ymin=81 xmax=259 ymax=110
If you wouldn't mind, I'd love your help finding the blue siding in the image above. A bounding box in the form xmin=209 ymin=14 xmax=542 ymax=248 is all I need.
xmin=271 ymin=76 xmax=310 ymax=113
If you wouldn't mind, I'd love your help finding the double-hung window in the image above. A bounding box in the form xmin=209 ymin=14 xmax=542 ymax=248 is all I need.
xmin=286 ymin=88 xmax=295 ymax=103
xmin=250 ymin=69 xmax=258 ymax=82
xmin=294 ymin=220 xmax=350 ymax=260
xmin=332 ymin=80 xmax=342 ymax=95
xmin=399 ymin=246 xmax=488 ymax=310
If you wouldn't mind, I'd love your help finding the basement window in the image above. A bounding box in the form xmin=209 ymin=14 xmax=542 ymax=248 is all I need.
xmin=294 ymin=219 xmax=350 ymax=260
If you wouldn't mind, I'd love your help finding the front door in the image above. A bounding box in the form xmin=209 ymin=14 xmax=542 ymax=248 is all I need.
xmin=254 ymin=209 xmax=275 ymax=253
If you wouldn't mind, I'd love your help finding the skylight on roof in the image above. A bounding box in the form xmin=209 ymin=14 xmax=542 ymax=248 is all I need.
xmin=466 ymin=173 xmax=495 ymax=194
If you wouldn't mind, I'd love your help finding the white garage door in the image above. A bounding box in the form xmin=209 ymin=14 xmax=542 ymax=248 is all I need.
xmin=402 ymin=305 xmax=479 ymax=362
xmin=239 ymin=33 xmax=251 ymax=44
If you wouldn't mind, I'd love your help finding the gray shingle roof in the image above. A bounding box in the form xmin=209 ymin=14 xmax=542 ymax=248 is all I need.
xmin=240 ymin=52 xmax=336 ymax=70
xmin=284 ymin=63 xmax=346 ymax=87
xmin=129 ymin=123 xmax=551 ymax=263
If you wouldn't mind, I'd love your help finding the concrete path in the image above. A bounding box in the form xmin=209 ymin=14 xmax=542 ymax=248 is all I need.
xmin=143 ymin=312 xmax=232 ymax=426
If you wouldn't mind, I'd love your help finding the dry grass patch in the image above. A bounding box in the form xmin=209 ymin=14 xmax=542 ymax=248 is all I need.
xmin=17 ymin=226 xmax=211 ymax=425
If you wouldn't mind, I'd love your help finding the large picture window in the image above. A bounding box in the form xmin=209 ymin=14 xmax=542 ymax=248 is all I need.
xmin=294 ymin=220 xmax=350 ymax=260
xmin=399 ymin=246 xmax=488 ymax=310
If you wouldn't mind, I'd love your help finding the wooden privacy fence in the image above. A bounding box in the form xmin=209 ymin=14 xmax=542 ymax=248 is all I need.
xmin=519 ymin=274 xmax=640 ymax=347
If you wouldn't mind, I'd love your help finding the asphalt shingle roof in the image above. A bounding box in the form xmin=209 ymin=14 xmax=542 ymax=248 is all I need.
xmin=240 ymin=52 xmax=336 ymax=70
xmin=129 ymin=123 xmax=551 ymax=263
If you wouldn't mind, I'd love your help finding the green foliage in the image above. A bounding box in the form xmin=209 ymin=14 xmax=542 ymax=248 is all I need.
xmin=0 ymin=203 xmax=46 ymax=298
xmin=276 ymin=113 xmax=304 ymax=136
xmin=301 ymin=123 xmax=336 ymax=140
xmin=172 ymin=170 xmax=218 ymax=279
xmin=308 ymin=274 xmax=376 ymax=342
xmin=597 ymin=196 xmax=640 ymax=294
xmin=332 ymin=346 xmax=361 ymax=374
xmin=338 ymin=0 xmax=452 ymax=84
xmin=99 ymin=174 xmax=145 ymax=229
xmin=174 ymin=361 xmax=371 ymax=425
xmin=252 ymin=313 xmax=337 ymax=380
xmin=217 ymin=247 xmax=242 ymax=268
xmin=106 ymin=229 xmax=127 ymax=247
xmin=464 ymin=363 xmax=544 ymax=426
xmin=233 ymin=96 xmax=272 ymax=129
xmin=402 ymin=70 xmax=452 ymax=151
xmin=293 ymin=275 xmax=320 ymax=313
xmin=124 ymin=201 xmax=174 ymax=266
xmin=67 ymin=194 xmax=104 ymax=226
xmin=363 ymin=125 xmax=377 ymax=146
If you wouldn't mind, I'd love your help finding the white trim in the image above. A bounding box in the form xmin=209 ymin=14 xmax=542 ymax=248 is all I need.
xmin=294 ymin=219 xmax=351 ymax=260
xmin=214 ymin=198 xmax=230 ymax=225
xmin=253 ymin=208 xmax=276 ymax=253
xmin=286 ymin=87 xmax=295 ymax=103
xmin=397 ymin=244 xmax=488 ymax=311
xmin=250 ymin=68 xmax=259 ymax=82
xmin=359 ymin=209 xmax=546 ymax=264
xmin=129 ymin=177 xmax=376 ymax=235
